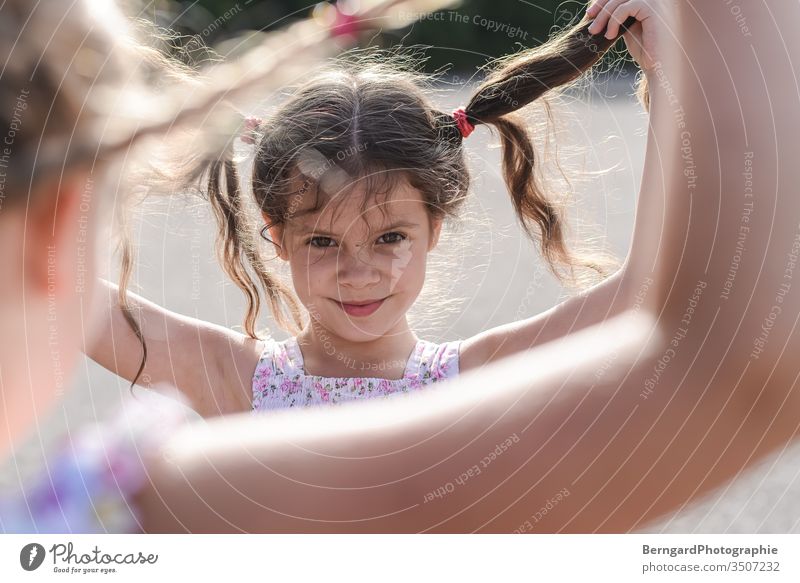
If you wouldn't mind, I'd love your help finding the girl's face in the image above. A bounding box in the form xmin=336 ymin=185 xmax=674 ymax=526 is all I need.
xmin=268 ymin=174 xmax=442 ymax=342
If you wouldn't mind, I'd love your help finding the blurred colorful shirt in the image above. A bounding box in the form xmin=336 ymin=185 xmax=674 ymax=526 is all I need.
xmin=0 ymin=393 xmax=189 ymax=533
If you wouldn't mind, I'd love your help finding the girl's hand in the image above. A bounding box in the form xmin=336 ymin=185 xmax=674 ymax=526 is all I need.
xmin=586 ymin=0 xmax=666 ymax=72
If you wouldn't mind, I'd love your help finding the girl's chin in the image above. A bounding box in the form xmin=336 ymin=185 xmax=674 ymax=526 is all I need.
xmin=329 ymin=317 xmax=392 ymax=338
xmin=327 ymin=313 xmax=403 ymax=341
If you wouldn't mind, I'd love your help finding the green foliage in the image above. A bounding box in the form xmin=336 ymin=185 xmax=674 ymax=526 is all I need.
xmin=173 ymin=0 xmax=592 ymax=72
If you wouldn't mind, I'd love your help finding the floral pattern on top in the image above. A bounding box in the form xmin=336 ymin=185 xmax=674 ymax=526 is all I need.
xmin=252 ymin=336 xmax=462 ymax=411
xmin=0 ymin=392 xmax=189 ymax=533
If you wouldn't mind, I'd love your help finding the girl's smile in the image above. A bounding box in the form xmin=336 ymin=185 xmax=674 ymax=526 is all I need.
xmin=333 ymin=296 xmax=388 ymax=317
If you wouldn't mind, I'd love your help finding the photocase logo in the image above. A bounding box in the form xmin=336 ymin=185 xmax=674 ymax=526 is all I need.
xmin=20 ymin=543 xmax=46 ymax=571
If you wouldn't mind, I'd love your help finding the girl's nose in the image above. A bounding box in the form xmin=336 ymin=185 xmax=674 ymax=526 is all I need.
xmin=336 ymin=245 xmax=381 ymax=288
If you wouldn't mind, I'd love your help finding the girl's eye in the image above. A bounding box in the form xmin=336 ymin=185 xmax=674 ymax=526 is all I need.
xmin=308 ymin=236 xmax=336 ymax=248
xmin=377 ymin=231 xmax=407 ymax=245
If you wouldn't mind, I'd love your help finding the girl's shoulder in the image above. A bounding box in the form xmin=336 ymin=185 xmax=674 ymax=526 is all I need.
xmin=252 ymin=336 xmax=300 ymax=378
xmin=410 ymin=337 xmax=462 ymax=382
xmin=0 ymin=391 xmax=190 ymax=533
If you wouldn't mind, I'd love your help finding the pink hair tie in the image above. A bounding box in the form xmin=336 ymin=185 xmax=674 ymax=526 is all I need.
xmin=240 ymin=116 xmax=263 ymax=144
xmin=330 ymin=9 xmax=359 ymax=38
xmin=452 ymin=107 xmax=475 ymax=139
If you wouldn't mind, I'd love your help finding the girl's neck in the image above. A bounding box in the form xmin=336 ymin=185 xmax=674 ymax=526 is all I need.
xmin=296 ymin=318 xmax=418 ymax=380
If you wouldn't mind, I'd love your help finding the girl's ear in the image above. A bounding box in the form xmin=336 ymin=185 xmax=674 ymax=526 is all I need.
xmin=427 ymin=217 xmax=443 ymax=252
xmin=260 ymin=212 xmax=289 ymax=260
xmin=267 ymin=224 xmax=289 ymax=261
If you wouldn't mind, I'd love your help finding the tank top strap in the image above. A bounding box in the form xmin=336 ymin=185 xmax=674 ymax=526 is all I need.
xmin=281 ymin=336 xmax=307 ymax=376
xmin=254 ymin=338 xmax=303 ymax=378
xmin=251 ymin=337 xmax=303 ymax=411
xmin=406 ymin=338 xmax=462 ymax=382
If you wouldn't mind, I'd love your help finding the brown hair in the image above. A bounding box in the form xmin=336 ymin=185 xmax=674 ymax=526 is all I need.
xmin=201 ymin=11 xmax=649 ymax=339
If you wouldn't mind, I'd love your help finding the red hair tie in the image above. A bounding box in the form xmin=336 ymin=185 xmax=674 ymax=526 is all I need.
xmin=331 ymin=11 xmax=359 ymax=38
xmin=452 ymin=107 xmax=475 ymax=139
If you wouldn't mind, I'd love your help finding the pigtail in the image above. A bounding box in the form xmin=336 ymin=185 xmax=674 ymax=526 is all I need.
xmin=490 ymin=114 xmax=576 ymax=277
xmin=458 ymin=15 xmax=644 ymax=286
xmin=117 ymin=213 xmax=148 ymax=388
xmin=205 ymin=154 xmax=305 ymax=338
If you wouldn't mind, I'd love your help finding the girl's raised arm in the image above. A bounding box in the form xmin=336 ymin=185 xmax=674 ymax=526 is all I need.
xmin=85 ymin=279 xmax=257 ymax=417
xmin=137 ymin=1 xmax=800 ymax=532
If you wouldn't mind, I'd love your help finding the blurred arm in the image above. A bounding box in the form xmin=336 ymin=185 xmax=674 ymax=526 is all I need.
xmin=136 ymin=307 xmax=775 ymax=533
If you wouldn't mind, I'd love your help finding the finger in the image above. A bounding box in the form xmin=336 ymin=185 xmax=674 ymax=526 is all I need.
xmin=587 ymin=0 xmax=629 ymax=35
xmin=605 ymin=2 xmax=642 ymax=39
xmin=586 ymin=0 xmax=610 ymax=18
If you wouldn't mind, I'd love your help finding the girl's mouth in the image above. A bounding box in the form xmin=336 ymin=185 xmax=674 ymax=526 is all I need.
xmin=333 ymin=297 xmax=386 ymax=317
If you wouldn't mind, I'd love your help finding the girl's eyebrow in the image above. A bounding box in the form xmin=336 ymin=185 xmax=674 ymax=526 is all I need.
xmin=298 ymin=220 xmax=420 ymax=236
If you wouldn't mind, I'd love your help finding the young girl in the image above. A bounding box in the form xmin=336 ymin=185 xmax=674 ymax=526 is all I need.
xmin=89 ymin=8 xmax=646 ymax=418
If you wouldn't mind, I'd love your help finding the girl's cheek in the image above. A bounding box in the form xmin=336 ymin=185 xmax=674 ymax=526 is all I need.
xmin=406 ymin=244 xmax=430 ymax=288
xmin=307 ymin=264 xmax=329 ymax=288
xmin=290 ymin=258 xmax=329 ymax=294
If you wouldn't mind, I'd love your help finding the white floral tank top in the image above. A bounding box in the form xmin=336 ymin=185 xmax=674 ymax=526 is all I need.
xmin=251 ymin=336 xmax=462 ymax=411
